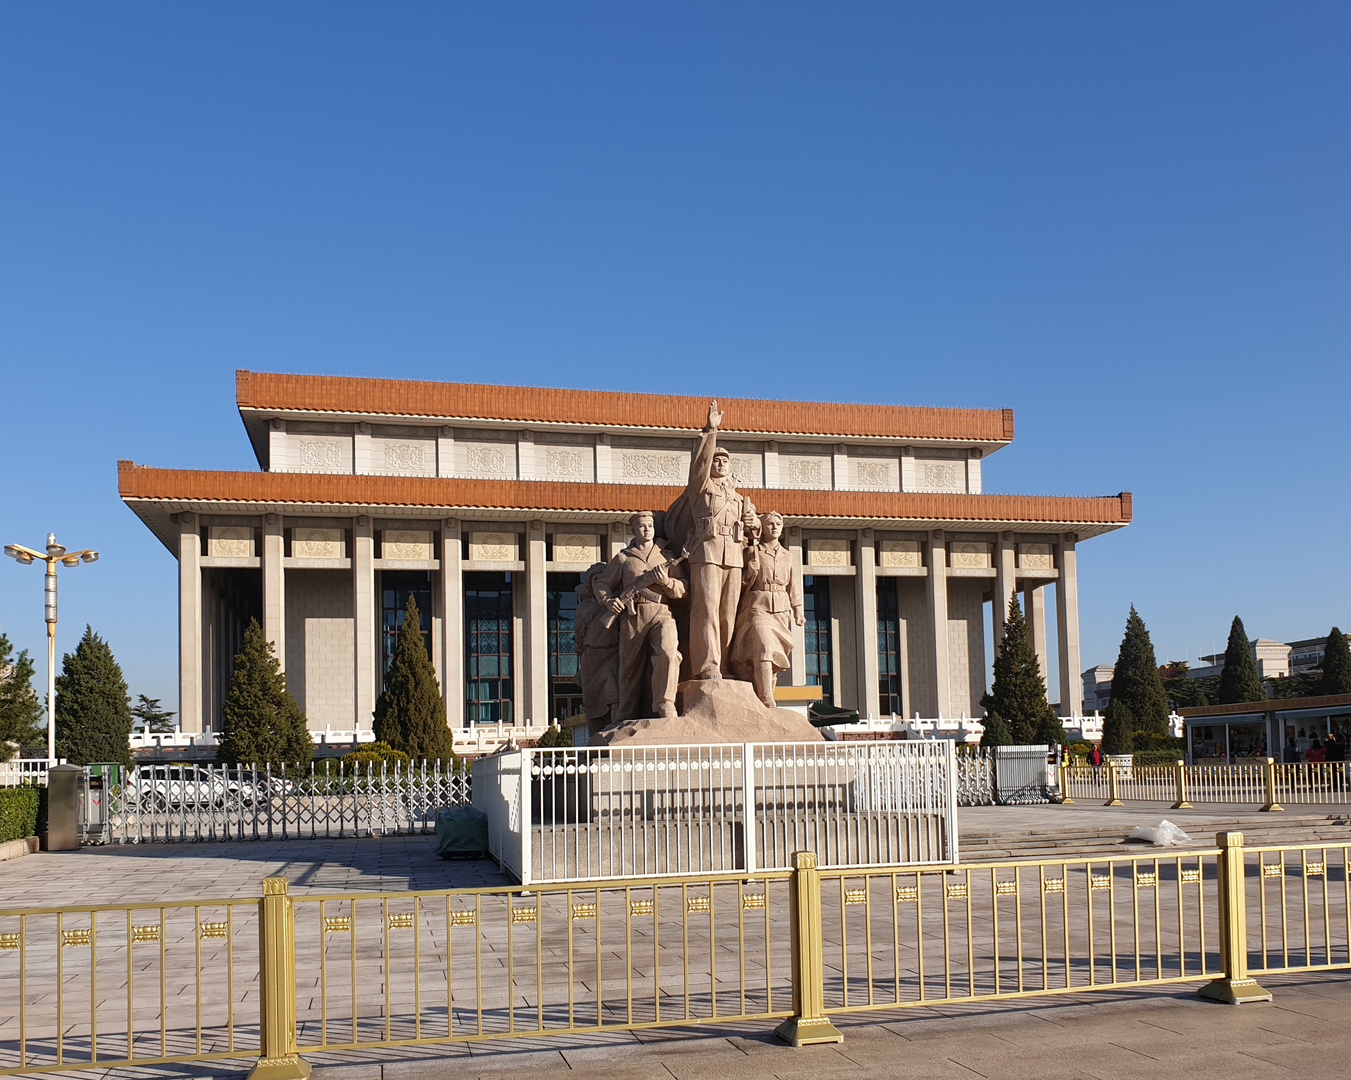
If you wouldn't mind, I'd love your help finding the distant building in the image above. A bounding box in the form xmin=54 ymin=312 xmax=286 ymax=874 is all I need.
xmin=1287 ymin=634 xmax=1349 ymax=676
xmin=1081 ymin=665 xmax=1114 ymax=712
xmin=1187 ymin=638 xmax=1291 ymax=682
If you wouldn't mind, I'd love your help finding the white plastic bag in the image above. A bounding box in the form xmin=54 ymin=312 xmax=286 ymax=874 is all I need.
xmin=1126 ymin=819 xmax=1192 ymax=847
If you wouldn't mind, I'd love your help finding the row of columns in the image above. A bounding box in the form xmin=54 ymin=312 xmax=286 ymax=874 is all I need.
xmin=178 ymin=513 xmax=1084 ymax=733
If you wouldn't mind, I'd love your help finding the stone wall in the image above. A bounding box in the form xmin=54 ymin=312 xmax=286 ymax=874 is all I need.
xmin=284 ymin=569 xmax=356 ymax=729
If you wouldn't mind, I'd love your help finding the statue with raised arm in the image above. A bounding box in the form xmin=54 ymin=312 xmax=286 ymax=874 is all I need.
xmin=593 ymin=512 xmax=688 ymax=721
xmin=677 ymin=400 xmax=757 ymax=680
xmin=729 ymin=512 xmax=804 ymax=707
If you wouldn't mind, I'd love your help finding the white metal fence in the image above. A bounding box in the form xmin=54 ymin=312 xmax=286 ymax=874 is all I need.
xmin=0 ymin=758 xmax=52 ymax=787
xmin=473 ymin=740 xmax=959 ymax=885
xmin=91 ymin=760 xmax=472 ymax=843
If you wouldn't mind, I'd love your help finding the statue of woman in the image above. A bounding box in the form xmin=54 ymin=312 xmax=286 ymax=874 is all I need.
xmin=729 ymin=512 xmax=804 ymax=707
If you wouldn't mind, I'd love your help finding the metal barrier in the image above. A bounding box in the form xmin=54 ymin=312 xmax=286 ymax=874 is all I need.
xmin=2 ymin=834 xmax=1346 ymax=1075
xmin=1061 ymin=759 xmax=1351 ymax=810
xmin=99 ymin=760 xmax=472 ymax=844
xmin=474 ymin=741 xmax=959 ymax=885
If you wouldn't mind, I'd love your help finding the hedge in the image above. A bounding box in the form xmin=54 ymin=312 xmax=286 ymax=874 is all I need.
xmin=0 ymin=787 xmax=40 ymax=844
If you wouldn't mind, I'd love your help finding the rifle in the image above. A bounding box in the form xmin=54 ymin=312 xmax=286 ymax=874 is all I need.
xmin=600 ymin=549 xmax=690 ymax=630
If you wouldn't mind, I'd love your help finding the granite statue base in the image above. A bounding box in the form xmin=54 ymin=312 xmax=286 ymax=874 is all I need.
xmin=594 ymin=677 xmax=825 ymax=746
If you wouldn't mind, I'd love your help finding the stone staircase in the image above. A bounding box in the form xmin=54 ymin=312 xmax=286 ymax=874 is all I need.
xmin=959 ymin=812 xmax=1351 ymax=861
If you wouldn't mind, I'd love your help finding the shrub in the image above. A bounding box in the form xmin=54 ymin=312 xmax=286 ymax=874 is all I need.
xmin=535 ymin=724 xmax=573 ymax=748
xmin=340 ymin=742 xmax=411 ymax=769
xmin=0 ymin=787 xmax=40 ymax=843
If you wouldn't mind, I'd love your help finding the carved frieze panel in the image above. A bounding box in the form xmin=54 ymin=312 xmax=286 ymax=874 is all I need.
xmin=541 ymin=446 xmax=592 ymax=480
xmin=208 ymin=527 xmax=254 ymax=558
xmin=620 ymin=450 xmax=689 ymax=484
xmin=949 ymin=542 xmax=992 ymax=569
xmin=878 ymin=539 xmax=921 ymax=568
xmin=468 ymin=531 xmax=518 ymax=562
xmin=1019 ymin=543 xmax=1053 ymax=570
xmin=915 ymin=458 xmax=965 ymax=493
xmin=807 ymin=539 xmax=851 ymax=567
xmin=292 ymin=435 xmax=351 ymax=473
xmin=780 ymin=455 xmax=832 ymax=489
xmin=552 ymin=533 xmax=600 ymax=564
xmin=292 ymin=527 xmax=344 ymax=559
xmin=382 ymin=529 xmax=434 ymax=560
xmin=851 ymin=454 xmax=899 ymax=491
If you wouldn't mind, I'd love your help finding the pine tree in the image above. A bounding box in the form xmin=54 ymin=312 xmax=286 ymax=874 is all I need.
xmin=1103 ymin=606 xmax=1170 ymax=740
xmin=131 ymin=694 xmax=176 ymax=734
xmin=980 ymin=712 xmax=1013 ymax=747
xmin=1319 ymin=627 xmax=1351 ymax=696
xmin=1217 ymin=616 xmax=1266 ymax=705
xmin=981 ymin=596 xmax=1059 ymax=744
xmin=373 ymin=597 xmax=456 ymax=761
xmin=0 ymin=633 xmax=44 ymax=760
xmin=53 ymin=626 xmax=134 ymax=767
xmin=217 ymin=620 xmax=313 ymax=771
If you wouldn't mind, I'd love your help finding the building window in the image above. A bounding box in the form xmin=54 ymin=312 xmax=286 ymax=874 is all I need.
xmin=547 ymin=572 xmax=584 ymax=724
xmin=465 ymin=571 xmax=514 ymax=724
xmin=877 ymin=578 xmax=902 ymax=716
xmin=803 ymin=575 xmax=833 ymax=703
xmin=381 ymin=571 xmax=432 ymax=677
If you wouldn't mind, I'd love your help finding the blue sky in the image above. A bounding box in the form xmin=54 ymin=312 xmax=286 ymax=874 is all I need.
xmin=2 ymin=3 xmax=1348 ymax=714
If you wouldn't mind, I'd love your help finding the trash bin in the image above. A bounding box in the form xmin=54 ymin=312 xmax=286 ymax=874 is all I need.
xmin=44 ymin=764 xmax=83 ymax=851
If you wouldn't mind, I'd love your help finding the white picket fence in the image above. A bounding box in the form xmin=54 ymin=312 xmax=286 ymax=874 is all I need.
xmin=91 ymin=760 xmax=472 ymax=844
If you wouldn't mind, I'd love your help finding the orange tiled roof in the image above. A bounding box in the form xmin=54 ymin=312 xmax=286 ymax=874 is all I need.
xmin=236 ymin=370 xmax=1015 ymax=443
xmin=118 ymin=462 xmax=1130 ymax=526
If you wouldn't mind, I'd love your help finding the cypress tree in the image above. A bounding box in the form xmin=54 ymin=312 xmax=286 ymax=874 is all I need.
xmin=1217 ymin=616 xmax=1266 ymax=705
xmin=1319 ymin=627 xmax=1351 ymax=696
xmin=218 ymin=620 xmax=313 ymax=771
xmin=373 ymin=597 xmax=456 ymax=761
xmin=0 ymin=633 xmax=44 ymax=760
xmin=53 ymin=626 xmax=134 ymax=767
xmin=980 ymin=712 xmax=1013 ymax=747
xmin=981 ymin=596 xmax=1059 ymax=745
xmin=1103 ymin=606 xmax=1169 ymax=741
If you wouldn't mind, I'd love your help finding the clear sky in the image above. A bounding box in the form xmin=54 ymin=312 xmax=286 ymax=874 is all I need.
xmin=2 ymin=3 xmax=1348 ymax=718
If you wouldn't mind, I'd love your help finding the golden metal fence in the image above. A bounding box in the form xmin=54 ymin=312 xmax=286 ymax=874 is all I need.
xmin=0 ymin=834 xmax=1346 ymax=1076
xmin=1060 ymin=759 xmax=1351 ymax=810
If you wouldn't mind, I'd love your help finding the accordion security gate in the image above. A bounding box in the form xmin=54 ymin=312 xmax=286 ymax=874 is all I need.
xmin=1 ymin=833 xmax=1346 ymax=1074
xmin=475 ymin=740 xmax=960 ymax=885
xmin=96 ymin=761 xmax=473 ymax=844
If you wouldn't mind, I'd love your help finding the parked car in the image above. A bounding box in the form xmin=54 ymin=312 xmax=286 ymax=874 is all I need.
xmin=126 ymin=766 xmax=257 ymax=809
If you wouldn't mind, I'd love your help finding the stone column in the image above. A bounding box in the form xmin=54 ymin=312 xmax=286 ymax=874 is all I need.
xmin=178 ymin=513 xmax=202 ymax=734
xmin=609 ymin=520 xmax=627 ymax=559
xmin=764 ymin=441 xmax=780 ymax=488
xmin=993 ymin=533 xmax=1017 ymax=647
xmin=436 ymin=426 xmax=455 ymax=477
xmin=353 ymin=517 xmax=376 ymax=730
xmin=525 ymin=519 xmax=549 ymax=725
xmin=441 ymin=519 xmax=464 ymax=728
xmin=262 ymin=514 xmax=285 ymax=670
xmin=856 ymin=529 xmax=881 ymax=720
xmin=517 ymin=430 xmax=536 ymax=480
xmin=267 ymin=418 xmax=286 ymax=470
xmin=927 ymin=531 xmax=951 ymax=717
xmin=966 ymin=448 xmax=983 ymax=494
xmin=1024 ymin=580 xmax=1050 ymax=681
xmin=788 ymin=527 xmax=807 ymax=685
xmin=1056 ymin=534 xmax=1083 ymax=717
xmin=832 ymin=444 xmax=847 ymax=490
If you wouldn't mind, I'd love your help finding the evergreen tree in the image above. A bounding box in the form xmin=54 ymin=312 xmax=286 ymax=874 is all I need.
xmin=980 ymin=596 xmax=1059 ymax=744
xmin=53 ymin=626 xmax=134 ymax=767
xmin=980 ymin=712 xmax=1013 ymax=747
xmin=217 ymin=620 xmax=313 ymax=771
xmin=131 ymin=694 xmax=176 ymax=734
xmin=1101 ymin=700 xmax=1135 ymax=755
xmin=0 ymin=633 xmax=44 ymax=760
xmin=1319 ymin=627 xmax=1351 ymax=696
xmin=1217 ymin=616 xmax=1266 ymax=705
xmin=373 ymin=597 xmax=456 ymax=761
xmin=1103 ymin=606 xmax=1170 ymax=739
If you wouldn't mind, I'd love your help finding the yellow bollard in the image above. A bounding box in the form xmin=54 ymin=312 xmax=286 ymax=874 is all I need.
xmin=1197 ymin=832 xmax=1272 ymax=1005
xmin=1105 ymin=762 xmax=1123 ymax=806
xmin=774 ymin=852 xmax=844 ymax=1047
xmin=1171 ymin=759 xmax=1192 ymax=810
xmin=1260 ymin=757 xmax=1283 ymax=813
xmin=248 ymin=877 xmax=312 ymax=1080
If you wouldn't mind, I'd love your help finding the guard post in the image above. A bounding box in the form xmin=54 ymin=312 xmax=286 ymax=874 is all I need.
xmin=1197 ymin=832 xmax=1272 ymax=1005
xmin=775 ymin=851 xmax=844 ymax=1047
xmin=248 ymin=876 xmax=311 ymax=1080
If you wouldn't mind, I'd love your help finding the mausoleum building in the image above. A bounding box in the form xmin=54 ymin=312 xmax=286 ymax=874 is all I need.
xmin=118 ymin=371 xmax=1131 ymax=735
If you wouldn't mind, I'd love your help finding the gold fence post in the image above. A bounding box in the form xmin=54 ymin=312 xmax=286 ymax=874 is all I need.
xmin=1105 ymin=762 xmax=1122 ymax=806
xmin=1171 ymin=760 xmax=1192 ymax=810
xmin=248 ymin=876 xmax=312 ymax=1080
xmin=774 ymin=852 xmax=844 ymax=1047
xmin=1260 ymin=757 xmax=1283 ymax=813
xmin=1059 ymin=760 xmax=1074 ymax=804
xmin=1198 ymin=832 xmax=1271 ymax=1005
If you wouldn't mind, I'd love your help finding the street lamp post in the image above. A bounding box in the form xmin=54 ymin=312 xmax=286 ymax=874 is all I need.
xmin=4 ymin=534 xmax=99 ymax=765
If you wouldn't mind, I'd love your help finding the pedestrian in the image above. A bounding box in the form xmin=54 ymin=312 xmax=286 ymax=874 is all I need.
xmin=1088 ymin=744 xmax=1103 ymax=768
xmin=1324 ymin=732 xmax=1346 ymax=792
xmin=1283 ymin=734 xmax=1301 ymax=764
xmin=1306 ymin=737 xmax=1326 ymax=764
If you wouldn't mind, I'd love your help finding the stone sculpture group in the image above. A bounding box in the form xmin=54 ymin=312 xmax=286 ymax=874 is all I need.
xmin=573 ymin=401 xmax=810 ymax=742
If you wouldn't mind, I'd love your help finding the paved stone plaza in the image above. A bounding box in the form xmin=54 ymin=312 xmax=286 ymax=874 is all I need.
xmin=1 ymin=803 xmax=1347 ymax=1079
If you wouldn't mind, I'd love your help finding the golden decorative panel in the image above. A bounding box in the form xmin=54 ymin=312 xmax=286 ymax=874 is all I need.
xmin=0 ymin=934 xmax=19 ymax=950
xmin=995 ymin=880 xmax=1018 ymax=896
xmin=844 ymin=889 xmax=868 ymax=906
xmin=1136 ymin=873 xmax=1157 ymax=889
xmin=511 ymin=907 xmax=537 ymax=924
xmin=449 ymin=910 xmax=477 ymax=926
xmin=1090 ymin=875 xmax=1111 ymax=891
xmin=945 ymin=883 xmax=968 ymax=901
xmin=895 ymin=886 xmax=919 ymax=903
xmin=686 ymin=896 xmax=711 ymax=914
xmin=1305 ymin=861 xmax=1325 ymax=877
xmin=571 ymin=903 xmax=597 ymax=920
xmin=1043 ymin=878 xmax=1065 ymax=894
xmin=629 ymin=900 xmax=655 ymax=917
xmin=741 ymin=893 xmax=766 ymax=910
xmin=132 ymin=925 xmax=161 ymax=943
xmin=1262 ymin=862 xmax=1283 ymax=878
xmin=1180 ymin=869 xmax=1202 ymax=885
xmin=387 ymin=912 xmax=416 ymax=930
xmin=61 ymin=929 xmax=91 ymax=947
xmin=199 ymin=922 xmax=229 ymax=940
xmin=323 ymin=916 xmax=353 ymax=934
